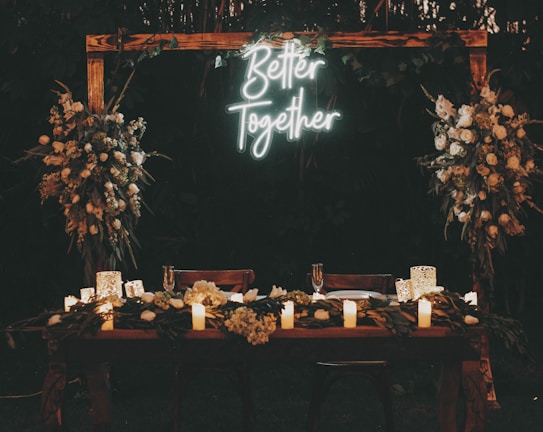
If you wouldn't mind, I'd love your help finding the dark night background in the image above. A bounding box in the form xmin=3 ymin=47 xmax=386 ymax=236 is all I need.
xmin=1 ymin=1 xmax=543 ymax=431
xmin=1 ymin=0 xmax=543 ymax=333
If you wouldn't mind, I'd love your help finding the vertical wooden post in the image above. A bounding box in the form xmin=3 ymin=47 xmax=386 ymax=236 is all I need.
xmin=469 ymin=46 xmax=487 ymax=89
xmin=87 ymin=52 xmax=105 ymax=114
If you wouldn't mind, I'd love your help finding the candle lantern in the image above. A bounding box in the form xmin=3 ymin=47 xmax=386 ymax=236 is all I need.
xmin=125 ymin=280 xmax=145 ymax=298
xmin=410 ymin=266 xmax=437 ymax=300
xmin=96 ymin=271 xmax=123 ymax=299
xmin=80 ymin=287 xmax=95 ymax=303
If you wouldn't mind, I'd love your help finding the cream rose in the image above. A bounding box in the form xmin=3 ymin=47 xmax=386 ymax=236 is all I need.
xmin=61 ymin=167 xmax=71 ymax=180
xmin=169 ymin=298 xmax=185 ymax=309
xmin=435 ymin=95 xmax=457 ymax=121
xmin=84 ymin=143 xmax=93 ymax=152
xmin=80 ymin=169 xmax=91 ymax=179
xmin=506 ymin=156 xmax=520 ymax=170
xmin=140 ymin=310 xmax=156 ymax=321
xmin=460 ymin=128 xmax=475 ymax=143
xmin=89 ymin=225 xmax=99 ymax=235
xmin=71 ymin=101 xmax=85 ymax=112
xmin=112 ymin=219 xmax=121 ymax=230
xmin=480 ymin=210 xmax=492 ymax=222
xmin=516 ymin=128 xmax=526 ymax=139
xmin=501 ymin=104 xmax=514 ymax=118
xmin=434 ymin=134 xmax=447 ymax=151
xmin=99 ymin=153 xmax=108 ymax=162
xmin=485 ymin=153 xmax=498 ymax=166
xmin=449 ymin=142 xmax=464 ymax=156
xmin=127 ymin=183 xmax=140 ymax=196
xmin=492 ymin=124 xmax=507 ymax=140
xmin=39 ymin=135 xmax=51 ymax=145
xmin=436 ymin=168 xmax=450 ymax=183
xmin=141 ymin=292 xmax=155 ymax=303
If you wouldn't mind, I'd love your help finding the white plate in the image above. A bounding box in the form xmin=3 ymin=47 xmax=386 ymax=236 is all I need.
xmin=325 ymin=290 xmax=385 ymax=300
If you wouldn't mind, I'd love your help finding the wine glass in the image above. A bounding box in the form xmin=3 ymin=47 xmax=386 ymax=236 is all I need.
xmin=311 ymin=263 xmax=324 ymax=294
xmin=162 ymin=265 xmax=175 ymax=292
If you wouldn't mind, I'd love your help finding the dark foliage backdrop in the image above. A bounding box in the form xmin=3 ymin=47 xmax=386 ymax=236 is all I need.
xmin=1 ymin=0 xmax=543 ymax=327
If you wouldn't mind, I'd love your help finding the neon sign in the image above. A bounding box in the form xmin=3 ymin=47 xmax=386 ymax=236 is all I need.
xmin=227 ymin=41 xmax=342 ymax=160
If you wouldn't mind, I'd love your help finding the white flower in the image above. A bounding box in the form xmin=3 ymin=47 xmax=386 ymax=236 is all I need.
xmin=131 ymin=151 xmax=145 ymax=166
xmin=460 ymin=128 xmax=475 ymax=143
xmin=480 ymin=86 xmax=497 ymax=104
xmin=436 ymin=168 xmax=450 ymax=183
xmin=457 ymin=211 xmax=469 ymax=223
xmin=99 ymin=153 xmax=108 ymax=162
xmin=47 ymin=314 xmax=62 ymax=326
xmin=434 ymin=134 xmax=447 ymax=150
xmin=112 ymin=219 xmax=121 ymax=230
xmin=61 ymin=168 xmax=71 ymax=180
xmin=449 ymin=142 xmax=464 ymax=156
xmin=506 ymin=156 xmax=521 ymax=171
xmin=243 ymin=288 xmax=259 ymax=302
xmin=89 ymin=225 xmax=99 ymax=235
xmin=480 ymin=210 xmax=492 ymax=221
xmin=85 ymin=202 xmax=94 ymax=213
xmin=80 ymin=169 xmax=91 ymax=179
xmin=456 ymin=114 xmax=473 ymax=128
xmin=486 ymin=153 xmax=498 ymax=166
xmin=104 ymin=181 xmax=114 ymax=191
xmin=458 ymin=104 xmax=474 ymax=118
xmin=435 ymin=95 xmax=457 ymax=122
xmin=140 ymin=310 xmax=156 ymax=321
xmin=84 ymin=143 xmax=93 ymax=152
xmin=516 ymin=128 xmax=527 ymax=139
xmin=127 ymin=183 xmax=140 ymax=196
xmin=269 ymin=285 xmax=287 ymax=298
xmin=113 ymin=151 xmax=126 ymax=162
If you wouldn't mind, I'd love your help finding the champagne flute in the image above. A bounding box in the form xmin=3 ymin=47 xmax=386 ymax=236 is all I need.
xmin=311 ymin=263 xmax=324 ymax=294
xmin=162 ymin=265 xmax=175 ymax=292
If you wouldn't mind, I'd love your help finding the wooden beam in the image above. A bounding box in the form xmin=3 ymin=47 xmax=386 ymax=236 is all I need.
xmin=86 ymin=30 xmax=488 ymax=113
xmin=86 ymin=30 xmax=487 ymax=52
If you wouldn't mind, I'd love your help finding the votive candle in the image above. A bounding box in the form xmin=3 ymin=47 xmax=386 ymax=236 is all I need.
xmin=418 ymin=299 xmax=432 ymax=328
xmin=281 ymin=301 xmax=294 ymax=329
xmin=464 ymin=291 xmax=478 ymax=306
xmin=343 ymin=300 xmax=357 ymax=328
xmin=64 ymin=295 xmax=79 ymax=312
xmin=98 ymin=302 xmax=114 ymax=331
xmin=80 ymin=287 xmax=95 ymax=303
xmin=192 ymin=303 xmax=206 ymax=330
xmin=125 ymin=280 xmax=145 ymax=298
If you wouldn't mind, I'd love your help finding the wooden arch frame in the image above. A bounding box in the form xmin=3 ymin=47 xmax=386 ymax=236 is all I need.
xmin=86 ymin=30 xmax=487 ymax=113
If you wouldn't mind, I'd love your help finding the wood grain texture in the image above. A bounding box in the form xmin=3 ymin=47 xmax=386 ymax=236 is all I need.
xmin=86 ymin=30 xmax=487 ymax=52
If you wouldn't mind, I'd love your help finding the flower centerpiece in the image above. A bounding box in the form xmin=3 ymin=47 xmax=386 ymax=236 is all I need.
xmin=23 ymin=80 xmax=164 ymax=284
xmin=418 ymin=77 xmax=543 ymax=280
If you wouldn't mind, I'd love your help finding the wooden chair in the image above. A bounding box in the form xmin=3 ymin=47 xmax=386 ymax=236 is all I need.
xmin=306 ymin=273 xmax=395 ymax=432
xmin=172 ymin=269 xmax=256 ymax=432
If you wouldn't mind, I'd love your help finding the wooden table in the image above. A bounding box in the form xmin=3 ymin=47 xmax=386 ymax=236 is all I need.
xmin=41 ymin=326 xmax=488 ymax=432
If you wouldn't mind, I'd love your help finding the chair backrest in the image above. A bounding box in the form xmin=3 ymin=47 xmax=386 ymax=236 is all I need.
xmin=305 ymin=273 xmax=394 ymax=294
xmin=174 ymin=269 xmax=256 ymax=293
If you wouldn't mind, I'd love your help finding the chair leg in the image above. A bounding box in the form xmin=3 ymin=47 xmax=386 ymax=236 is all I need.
xmin=375 ymin=366 xmax=394 ymax=432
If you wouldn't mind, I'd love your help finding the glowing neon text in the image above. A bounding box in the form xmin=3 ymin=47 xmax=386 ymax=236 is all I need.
xmin=227 ymin=42 xmax=342 ymax=160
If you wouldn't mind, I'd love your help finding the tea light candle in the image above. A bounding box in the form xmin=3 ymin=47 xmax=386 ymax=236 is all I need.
xmin=230 ymin=293 xmax=244 ymax=303
xmin=418 ymin=299 xmax=432 ymax=328
xmin=343 ymin=300 xmax=357 ymax=328
xmin=192 ymin=303 xmax=206 ymax=330
xmin=464 ymin=291 xmax=478 ymax=306
xmin=124 ymin=280 xmax=145 ymax=298
xmin=80 ymin=287 xmax=95 ymax=303
xmin=312 ymin=293 xmax=326 ymax=302
xmin=64 ymin=295 xmax=79 ymax=312
xmin=281 ymin=301 xmax=294 ymax=329
xmin=98 ymin=302 xmax=114 ymax=331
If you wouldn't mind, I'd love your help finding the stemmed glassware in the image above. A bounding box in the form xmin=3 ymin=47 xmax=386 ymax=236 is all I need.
xmin=162 ymin=265 xmax=175 ymax=292
xmin=311 ymin=263 xmax=324 ymax=294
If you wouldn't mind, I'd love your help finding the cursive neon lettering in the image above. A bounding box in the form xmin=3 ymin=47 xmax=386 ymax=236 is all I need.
xmin=228 ymin=41 xmax=342 ymax=160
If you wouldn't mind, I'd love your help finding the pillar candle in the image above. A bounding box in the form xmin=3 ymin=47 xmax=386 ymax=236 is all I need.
xmin=418 ymin=299 xmax=432 ymax=328
xmin=64 ymin=295 xmax=79 ymax=312
xmin=281 ymin=301 xmax=294 ymax=329
xmin=192 ymin=303 xmax=206 ymax=330
xmin=343 ymin=300 xmax=357 ymax=328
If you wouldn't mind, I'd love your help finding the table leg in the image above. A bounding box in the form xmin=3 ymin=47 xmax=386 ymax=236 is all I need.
xmin=86 ymin=362 xmax=113 ymax=432
xmin=439 ymin=359 xmax=462 ymax=432
xmin=40 ymin=360 xmax=67 ymax=431
xmin=462 ymin=360 xmax=488 ymax=432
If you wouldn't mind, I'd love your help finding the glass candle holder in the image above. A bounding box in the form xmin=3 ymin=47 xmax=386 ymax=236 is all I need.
xmin=410 ymin=266 xmax=437 ymax=300
xmin=124 ymin=280 xmax=145 ymax=298
xmin=96 ymin=271 xmax=123 ymax=299
xmin=394 ymin=278 xmax=412 ymax=302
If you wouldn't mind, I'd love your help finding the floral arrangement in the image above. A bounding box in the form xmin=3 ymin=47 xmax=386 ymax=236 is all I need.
xmin=183 ymin=280 xmax=228 ymax=307
xmin=418 ymin=80 xmax=543 ymax=280
xmin=2 ymin=285 xmax=530 ymax=357
xmin=22 ymin=81 xmax=163 ymax=281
